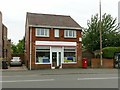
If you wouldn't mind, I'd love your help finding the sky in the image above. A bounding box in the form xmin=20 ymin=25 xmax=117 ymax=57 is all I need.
xmin=0 ymin=0 xmax=119 ymax=44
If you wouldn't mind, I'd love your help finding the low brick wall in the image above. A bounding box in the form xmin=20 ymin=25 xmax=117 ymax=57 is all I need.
xmin=91 ymin=58 xmax=114 ymax=68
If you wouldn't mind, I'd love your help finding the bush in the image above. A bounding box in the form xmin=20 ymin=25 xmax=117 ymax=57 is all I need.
xmin=102 ymin=47 xmax=120 ymax=59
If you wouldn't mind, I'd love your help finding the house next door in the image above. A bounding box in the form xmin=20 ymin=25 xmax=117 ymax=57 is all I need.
xmin=51 ymin=47 xmax=62 ymax=69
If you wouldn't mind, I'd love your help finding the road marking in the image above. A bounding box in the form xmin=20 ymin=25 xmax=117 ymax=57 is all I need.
xmin=1 ymin=79 xmax=55 ymax=83
xmin=1 ymin=74 xmax=39 ymax=77
xmin=77 ymin=77 xmax=118 ymax=80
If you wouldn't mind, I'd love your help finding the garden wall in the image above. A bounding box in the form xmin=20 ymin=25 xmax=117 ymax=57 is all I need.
xmin=91 ymin=58 xmax=114 ymax=68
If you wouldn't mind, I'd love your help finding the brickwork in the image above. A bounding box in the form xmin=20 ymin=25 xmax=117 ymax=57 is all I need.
xmin=91 ymin=58 xmax=114 ymax=68
xmin=25 ymin=13 xmax=82 ymax=69
xmin=25 ymin=27 xmax=82 ymax=69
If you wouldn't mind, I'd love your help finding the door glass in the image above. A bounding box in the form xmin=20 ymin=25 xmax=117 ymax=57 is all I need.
xmin=52 ymin=52 xmax=57 ymax=67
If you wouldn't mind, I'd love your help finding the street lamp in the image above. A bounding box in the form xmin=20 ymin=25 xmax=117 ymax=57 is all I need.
xmin=99 ymin=0 xmax=103 ymax=67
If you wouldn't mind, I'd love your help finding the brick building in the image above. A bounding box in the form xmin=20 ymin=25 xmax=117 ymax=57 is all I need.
xmin=0 ymin=11 xmax=11 ymax=62
xmin=25 ymin=12 xmax=82 ymax=70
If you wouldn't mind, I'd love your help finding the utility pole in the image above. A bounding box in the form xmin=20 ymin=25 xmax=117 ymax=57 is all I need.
xmin=99 ymin=0 xmax=103 ymax=67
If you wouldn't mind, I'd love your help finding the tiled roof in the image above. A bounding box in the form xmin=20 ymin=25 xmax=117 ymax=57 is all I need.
xmin=27 ymin=12 xmax=81 ymax=29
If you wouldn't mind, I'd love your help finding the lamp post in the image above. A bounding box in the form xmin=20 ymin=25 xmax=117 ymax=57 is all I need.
xmin=99 ymin=0 xmax=103 ymax=67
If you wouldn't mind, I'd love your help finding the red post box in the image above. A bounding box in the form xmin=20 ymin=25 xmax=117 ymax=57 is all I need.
xmin=82 ymin=58 xmax=88 ymax=68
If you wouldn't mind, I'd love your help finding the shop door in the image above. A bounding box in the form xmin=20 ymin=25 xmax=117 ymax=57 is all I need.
xmin=52 ymin=52 xmax=57 ymax=67
xmin=52 ymin=51 xmax=62 ymax=68
xmin=51 ymin=47 xmax=62 ymax=69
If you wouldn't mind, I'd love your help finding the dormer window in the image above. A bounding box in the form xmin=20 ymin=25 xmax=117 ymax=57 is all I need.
xmin=36 ymin=28 xmax=49 ymax=37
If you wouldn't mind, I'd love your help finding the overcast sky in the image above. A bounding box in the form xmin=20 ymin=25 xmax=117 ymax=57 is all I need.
xmin=0 ymin=0 xmax=119 ymax=44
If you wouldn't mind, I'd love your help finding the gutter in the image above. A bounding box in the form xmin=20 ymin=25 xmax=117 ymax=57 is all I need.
xmin=29 ymin=25 xmax=82 ymax=31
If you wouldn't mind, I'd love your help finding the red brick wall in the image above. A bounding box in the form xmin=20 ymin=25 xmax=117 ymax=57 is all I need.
xmin=25 ymin=27 xmax=30 ymax=68
xmin=91 ymin=58 xmax=114 ymax=68
xmin=27 ymin=63 xmax=51 ymax=70
xmin=62 ymin=63 xmax=79 ymax=68
xmin=25 ymin=27 xmax=82 ymax=69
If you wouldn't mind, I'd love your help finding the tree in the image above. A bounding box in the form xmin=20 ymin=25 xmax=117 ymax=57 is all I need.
xmin=82 ymin=13 xmax=119 ymax=51
xmin=11 ymin=43 xmax=18 ymax=54
xmin=11 ymin=37 xmax=25 ymax=54
xmin=17 ymin=37 xmax=25 ymax=54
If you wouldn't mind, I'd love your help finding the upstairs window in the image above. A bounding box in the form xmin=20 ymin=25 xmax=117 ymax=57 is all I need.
xmin=54 ymin=29 xmax=59 ymax=37
xmin=36 ymin=28 xmax=49 ymax=37
xmin=64 ymin=30 xmax=76 ymax=38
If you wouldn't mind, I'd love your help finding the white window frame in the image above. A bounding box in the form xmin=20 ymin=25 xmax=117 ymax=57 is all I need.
xmin=63 ymin=47 xmax=77 ymax=64
xmin=54 ymin=29 xmax=59 ymax=37
xmin=64 ymin=30 xmax=76 ymax=38
xmin=36 ymin=28 xmax=49 ymax=37
xmin=35 ymin=46 xmax=50 ymax=64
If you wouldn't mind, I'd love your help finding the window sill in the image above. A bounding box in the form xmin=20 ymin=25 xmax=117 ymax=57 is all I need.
xmin=35 ymin=63 xmax=51 ymax=64
xmin=36 ymin=36 xmax=49 ymax=37
xmin=62 ymin=62 xmax=77 ymax=64
xmin=64 ymin=37 xmax=76 ymax=39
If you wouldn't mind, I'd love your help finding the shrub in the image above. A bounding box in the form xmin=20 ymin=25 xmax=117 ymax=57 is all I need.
xmin=102 ymin=47 xmax=120 ymax=59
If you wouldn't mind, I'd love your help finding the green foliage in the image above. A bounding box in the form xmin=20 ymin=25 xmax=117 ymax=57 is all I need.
xmin=102 ymin=47 xmax=120 ymax=59
xmin=11 ymin=37 xmax=25 ymax=54
xmin=82 ymin=13 xmax=119 ymax=51
xmin=11 ymin=43 xmax=18 ymax=54
xmin=17 ymin=39 xmax=25 ymax=54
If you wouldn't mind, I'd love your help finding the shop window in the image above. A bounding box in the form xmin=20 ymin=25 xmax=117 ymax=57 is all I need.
xmin=36 ymin=46 xmax=50 ymax=64
xmin=64 ymin=47 xmax=76 ymax=63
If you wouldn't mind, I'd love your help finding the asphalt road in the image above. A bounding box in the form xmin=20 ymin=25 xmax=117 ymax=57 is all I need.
xmin=1 ymin=69 xmax=118 ymax=88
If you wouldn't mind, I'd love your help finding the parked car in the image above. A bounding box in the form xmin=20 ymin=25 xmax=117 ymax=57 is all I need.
xmin=10 ymin=57 xmax=22 ymax=66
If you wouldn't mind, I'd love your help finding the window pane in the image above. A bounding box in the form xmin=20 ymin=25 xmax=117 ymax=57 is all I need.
xmin=69 ymin=30 xmax=72 ymax=36
xmin=36 ymin=46 xmax=50 ymax=63
xmin=45 ymin=29 xmax=47 ymax=36
xmin=36 ymin=29 xmax=40 ymax=35
xmin=36 ymin=52 xmax=50 ymax=63
xmin=54 ymin=29 xmax=59 ymax=37
xmin=64 ymin=52 xmax=76 ymax=63
xmin=41 ymin=29 xmax=44 ymax=35
xmin=66 ymin=30 xmax=68 ymax=36
xmin=36 ymin=46 xmax=50 ymax=49
xmin=64 ymin=47 xmax=76 ymax=63
xmin=73 ymin=31 xmax=76 ymax=38
xmin=36 ymin=28 xmax=49 ymax=37
xmin=64 ymin=30 xmax=76 ymax=38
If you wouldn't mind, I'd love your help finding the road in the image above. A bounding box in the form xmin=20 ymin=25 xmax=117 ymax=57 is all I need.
xmin=1 ymin=69 xmax=118 ymax=88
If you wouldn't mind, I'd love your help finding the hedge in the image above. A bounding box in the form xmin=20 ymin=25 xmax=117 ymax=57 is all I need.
xmin=102 ymin=47 xmax=120 ymax=59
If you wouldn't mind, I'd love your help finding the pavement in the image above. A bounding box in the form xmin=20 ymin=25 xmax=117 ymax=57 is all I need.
xmin=1 ymin=64 xmax=119 ymax=88
xmin=29 ymin=68 xmax=118 ymax=75
xmin=1 ymin=64 xmax=28 ymax=71
xmin=1 ymin=64 xmax=118 ymax=75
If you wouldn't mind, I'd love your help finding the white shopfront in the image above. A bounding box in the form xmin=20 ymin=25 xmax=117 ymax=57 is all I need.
xmin=35 ymin=41 xmax=77 ymax=69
